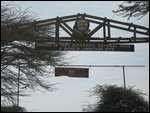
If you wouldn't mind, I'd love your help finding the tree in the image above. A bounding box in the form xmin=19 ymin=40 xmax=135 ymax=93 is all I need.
xmin=112 ymin=1 xmax=149 ymax=19
xmin=82 ymin=85 xmax=149 ymax=112
xmin=1 ymin=3 xmax=67 ymax=106
xmin=1 ymin=105 xmax=26 ymax=112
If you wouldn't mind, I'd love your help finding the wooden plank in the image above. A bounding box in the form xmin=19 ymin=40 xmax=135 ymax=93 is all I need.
xmin=59 ymin=24 xmax=72 ymax=37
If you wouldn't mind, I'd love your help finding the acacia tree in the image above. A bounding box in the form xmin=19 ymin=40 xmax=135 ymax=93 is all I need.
xmin=1 ymin=3 xmax=66 ymax=106
xmin=112 ymin=1 xmax=149 ymax=19
xmin=82 ymin=85 xmax=149 ymax=112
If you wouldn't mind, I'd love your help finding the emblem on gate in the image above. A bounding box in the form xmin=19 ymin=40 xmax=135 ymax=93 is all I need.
xmin=73 ymin=19 xmax=90 ymax=41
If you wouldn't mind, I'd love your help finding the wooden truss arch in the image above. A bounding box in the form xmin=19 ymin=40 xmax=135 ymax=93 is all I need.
xmin=1 ymin=13 xmax=149 ymax=44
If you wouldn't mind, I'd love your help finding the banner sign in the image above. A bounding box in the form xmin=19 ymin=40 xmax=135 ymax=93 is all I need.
xmin=35 ymin=42 xmax=134 ymax=52
xmin=55 ymin=67 xmax=89 ymax=78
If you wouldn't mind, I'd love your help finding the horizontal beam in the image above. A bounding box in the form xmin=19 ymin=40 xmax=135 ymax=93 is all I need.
xmin=56 ymin=65 xmax=145 ymax=67
xmin=1 ymin=36 xmax=149 ymax=43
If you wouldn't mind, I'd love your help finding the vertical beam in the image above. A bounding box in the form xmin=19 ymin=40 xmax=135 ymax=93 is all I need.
xmin=122 ymin=66 xmax=126 ymax=90
xmin=133 ymin=27 xmax=136 ymax=42
xmin=56 ymin=17 xmax=59 ymax=42
xmin=103 ymin=18 xmax=106 ymax=42
xmin=103 ymin=23 xmax=106 ymax=38
xmin=81 ymin=13 xmax=86 ymax=19
xmin=107 ymin=21 xmax=111 ymax=38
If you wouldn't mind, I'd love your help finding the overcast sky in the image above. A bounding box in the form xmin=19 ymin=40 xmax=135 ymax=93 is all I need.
xmin=2 ymin=1 xmax=149 ymax=112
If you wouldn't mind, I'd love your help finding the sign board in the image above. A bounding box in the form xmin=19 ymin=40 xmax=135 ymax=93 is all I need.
xmin=73 ymin=19 xmax=90 ymax=34
xmin=55 ymin=67 xmax=89 ymax=78
xmin=35 ymin=42 xmax=134 ymax=52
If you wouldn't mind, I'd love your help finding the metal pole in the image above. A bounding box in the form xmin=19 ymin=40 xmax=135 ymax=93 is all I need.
xmin=17 ymin=61 xmax=21 ymax=110
xmin=122 ymin=66 xmax=126 ymax=90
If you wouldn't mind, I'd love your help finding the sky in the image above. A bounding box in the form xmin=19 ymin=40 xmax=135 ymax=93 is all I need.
xmin=1 ymin=1 xmax=149 ymax=112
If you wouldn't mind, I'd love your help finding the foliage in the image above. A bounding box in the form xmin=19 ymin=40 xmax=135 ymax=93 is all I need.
xmin=1 ymin=105 xmax=26 ymax=112
xmin=112 ymin=1 xmax=149 ymax=19
xmin=1 ymin=3 xmax=67 ymax=106
xmin=82 ymin=85 xmax=149 ymax=112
